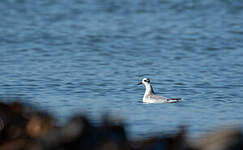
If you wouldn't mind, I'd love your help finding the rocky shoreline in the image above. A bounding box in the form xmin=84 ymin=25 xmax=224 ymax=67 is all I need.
xmin=0 ymin=101 xmax=242 ymax=150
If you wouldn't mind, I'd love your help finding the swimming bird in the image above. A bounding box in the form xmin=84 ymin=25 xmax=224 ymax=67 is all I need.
xmin=137 ymin=78 xmax=181 ymax=103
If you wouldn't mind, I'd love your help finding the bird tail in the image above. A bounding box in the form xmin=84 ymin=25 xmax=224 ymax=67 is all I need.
xmin=167 ymin=98 xmax=182 ymax=103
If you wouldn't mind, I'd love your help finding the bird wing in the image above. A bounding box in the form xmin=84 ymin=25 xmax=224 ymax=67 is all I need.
xmin=149 ymin=94 xmax=167 ymax=101
xmin=147 ymin=94 xmax=182 ymax=103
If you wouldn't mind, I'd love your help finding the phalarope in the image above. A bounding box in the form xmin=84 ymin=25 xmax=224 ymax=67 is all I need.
xmin=137 ymin=78 xmax=181 ymax=103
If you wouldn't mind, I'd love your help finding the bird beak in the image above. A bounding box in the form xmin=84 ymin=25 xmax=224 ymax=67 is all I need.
xmin=137 ymin=82 xmax=142 ymax=85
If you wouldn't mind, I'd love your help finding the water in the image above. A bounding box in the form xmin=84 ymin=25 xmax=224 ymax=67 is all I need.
xmin=1 ymin=0 xmax=243 ymax=138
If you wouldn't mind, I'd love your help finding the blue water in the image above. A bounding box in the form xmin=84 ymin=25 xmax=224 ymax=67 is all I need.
xmin=1 ymin=0 xmax=243 ymax=138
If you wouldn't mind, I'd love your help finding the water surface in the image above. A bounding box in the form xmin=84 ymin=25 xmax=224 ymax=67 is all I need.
xmin=1 ymin=0 xmax=243 ymax=138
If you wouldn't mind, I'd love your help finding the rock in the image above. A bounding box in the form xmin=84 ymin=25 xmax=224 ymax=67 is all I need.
xmin=193 ymin=127 xmax=243 ymax=150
